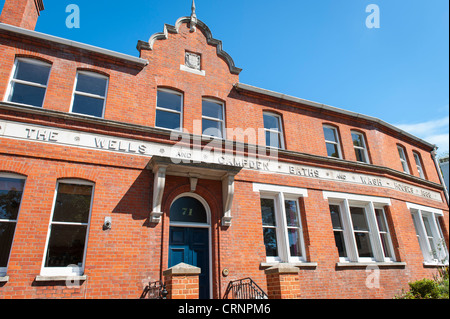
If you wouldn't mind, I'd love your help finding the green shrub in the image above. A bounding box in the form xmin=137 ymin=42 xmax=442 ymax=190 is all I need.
xmin=395 ymin=267 xmax=449 ymax=299
xmin=408 ymin=279 xmax=440 ymax=299
xmin=437 ymin=278 xmax=449 ymax=298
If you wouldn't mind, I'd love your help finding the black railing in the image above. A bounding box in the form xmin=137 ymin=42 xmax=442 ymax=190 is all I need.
xmin=140 ymin=280 xmax=168 ymax=299
xmin=223 ymin=278 xmax=268 ymax=299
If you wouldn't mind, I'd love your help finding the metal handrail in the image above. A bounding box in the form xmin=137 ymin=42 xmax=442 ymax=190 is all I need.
xmin=223 ymin=277 xmax=268 ymax=299
xmin=140 ymin=280 xmax=168 ymax=299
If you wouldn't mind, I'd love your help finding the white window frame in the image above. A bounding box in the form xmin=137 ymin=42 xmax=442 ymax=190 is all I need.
xmin=329 ymin=203 xmax=347 ymax=258
xmin=282 ymin=195 xmax=306 ymax=262
xmin=413 ymin=152 xmax=425 ymax=179
xmin=408 ymin=203 xmax=448 ymax=265
xmin=155 ymin=88 xmax=183 ymax=132
xmin=374 ymin=207 xmax=395 ymax=260
xmin=254 ymin=183 xmax=308 ymax=263
xmin=4 ymin=57 xmax=51 ymax=108
xmin=323 ymin=125 xmax=342 ymax=159
xmin=260 ymin=194 xmax=282 ymax=263
xmin=69 ymin=71 xmax=109 ymax=118
xmin=263 ymin=112 xmax=285 ymax=150
xmin=40 ymin=179 xmax=94 ymax=277
xmin=351 ymin=131 xmax=370 ymax=164
xmin=0 ymin=173 xmax=26 ymax=277
xmin=323 ymin=191 xmax=395 ymax=263
xmin=201 ymin=98 xmax=225 ymax=139
xmin=397 ymin=145 xmax=410 ymax=174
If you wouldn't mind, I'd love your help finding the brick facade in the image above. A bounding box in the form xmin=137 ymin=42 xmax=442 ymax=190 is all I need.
xmin=0 ymin=0 xmax=43 ymax=31
xmin=0 ymin=0 xmax=448 ymax=299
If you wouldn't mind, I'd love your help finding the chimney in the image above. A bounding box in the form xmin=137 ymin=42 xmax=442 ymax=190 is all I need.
xmin=0 ymin=0 xmax=45 ymax=30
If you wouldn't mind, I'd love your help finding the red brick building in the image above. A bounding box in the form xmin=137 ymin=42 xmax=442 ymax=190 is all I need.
xmin=0 ymin=0 xmax=448 ymax=299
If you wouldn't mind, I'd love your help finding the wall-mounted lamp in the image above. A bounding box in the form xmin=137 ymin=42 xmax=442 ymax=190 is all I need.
xmin=103 ymin=216 xmax=112 ymax=230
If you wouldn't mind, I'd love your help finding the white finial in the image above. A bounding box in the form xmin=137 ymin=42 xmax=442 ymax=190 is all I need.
xmin=190 ymin=0 xmax=197 ymax=32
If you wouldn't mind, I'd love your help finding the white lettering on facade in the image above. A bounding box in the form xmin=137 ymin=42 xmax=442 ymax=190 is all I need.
xmin=217 ymin=156 xmax=269 ymax=171
xmin=0 ymin=121 xmax=441 ymax=202
xmin=177 ymin=149 xmax=192 ymax=159
xmin=289 ymin=166 xmax=320 ymax=178
xmin=421 ymin=190 xmax=432 ymax=198
xmin=94 ymin=137 xmax=106 ymax=148
xmin=393 ymin=182 xmax=414 ymax=194
xmin=360 ymin=176 xmax=382 ymax=186
xmin=94 ymin=137 xmax=146 ymax=154
xmin=25 ymin=128 xmax=59 ymax=142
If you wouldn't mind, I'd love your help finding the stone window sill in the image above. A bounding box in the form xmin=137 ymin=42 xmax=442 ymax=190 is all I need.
xmin=423 ymin=262 xmax=449 ymax=268
xmin=35 ymin=275 xmax=87 ymax=282
xmin=180 ymin=64 xmax=205 ymax=76
xmin=336 ymin=262 xmax=406 ymax=268
xmin=0 ymin=276 xmax=9 ymax=282
xmin=260 ymin=262 xmax=318 ymax=269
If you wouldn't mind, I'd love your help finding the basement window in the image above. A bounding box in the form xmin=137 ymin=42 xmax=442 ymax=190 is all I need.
xmin=5 ymin=58 xmax=51 ymax=108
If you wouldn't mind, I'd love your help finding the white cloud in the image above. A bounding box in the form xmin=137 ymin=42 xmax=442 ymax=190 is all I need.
xmin=394 ymin=116 xmax=449 ymax=153
xmin=395 ymin=116 xmax=448 ymax=136
xmin=426 ymin=134 xmax=449 ymax=152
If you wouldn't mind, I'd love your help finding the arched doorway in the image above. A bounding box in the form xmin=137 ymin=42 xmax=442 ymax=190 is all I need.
xmin=168 ymin=193 xmax=211 ymax=299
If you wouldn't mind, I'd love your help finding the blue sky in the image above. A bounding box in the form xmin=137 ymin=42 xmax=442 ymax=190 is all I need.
xmin=1 ymin=0 xmax=448 ymax=155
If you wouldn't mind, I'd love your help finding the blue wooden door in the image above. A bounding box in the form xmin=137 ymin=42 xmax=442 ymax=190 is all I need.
xmin=169 ymin=227 xmax=210 ymax=299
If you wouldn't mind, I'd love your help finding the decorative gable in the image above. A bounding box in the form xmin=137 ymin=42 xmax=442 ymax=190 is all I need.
xmin=136 ymin=16 xmax=242 ymax=75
